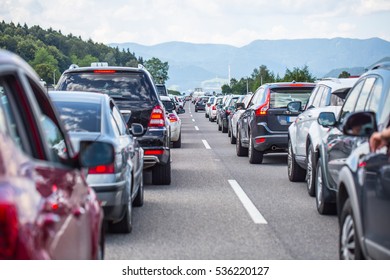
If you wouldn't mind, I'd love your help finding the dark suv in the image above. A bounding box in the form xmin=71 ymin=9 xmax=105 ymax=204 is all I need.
xmin=315 ymin=63 xmax=390 ymax=216
xmin=236 ymin=82 xmax=315 ymax=163
xmin=56 ymin=64 xmax=171 ymax=185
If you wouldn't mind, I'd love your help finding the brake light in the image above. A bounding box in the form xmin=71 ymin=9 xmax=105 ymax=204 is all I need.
xmin=255 ymin=91 xmax=270 ymax=116
xmin=88 ymin=163 xmax=115 ymax=174
xmin=255 ymin=137 xmax=266 ymax=144
xmin=144 ymin=150 xmax=164 ymax=155
xmin=0 ymin=203 xmax=18 ymax=259
xmin=93 ymin=70 xmax=116 ymax=73
xmin=168 ymin=113 xmax=178 ymax=123
xmin=149 ymin=105 xmax=166 ymax=127
xmin=212 ymin=105 xmax=216 ymax=110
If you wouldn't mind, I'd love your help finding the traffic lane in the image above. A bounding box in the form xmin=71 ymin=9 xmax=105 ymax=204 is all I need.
xmin=193 ymin=108 xmax=338 ymax=259
xmin=105 ymin=108 xmax=292 ymax=259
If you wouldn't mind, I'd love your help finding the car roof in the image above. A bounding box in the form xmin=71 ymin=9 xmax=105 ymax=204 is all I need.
xmin=159 ymin=95 xmax=172 ymax=101
xmin=49 ymin=90 xmax=109 ymax=103
xmin=316 ymin=78 xmax=359 ymax=92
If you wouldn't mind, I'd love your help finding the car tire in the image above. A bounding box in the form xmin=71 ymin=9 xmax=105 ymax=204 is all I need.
xmin=152 ymin=161 xmax=171 ymax=185
xmin=248 ymin=134 xmax=263 ymax=164
xmin=236 ymin=130 xmax=248 ymax=156
xmin=315 ymin=158 xmax=336 ymax=215
xmin=218 ymin=121 xmax=222 ymax=131
xmin=133 ymin=171 xmax=144 ymax=207
xmin=306 ymin=143 xmax=316 ymax=197
xmin=172 ymin=133 xmax=181 ymax=148
xmin=222 ymin=122 xmax=228 ymax=133
xmin=287 ymin=139 xmax=306 ymax=182
xmin=110 ymin=198 xmax=133 ymax=234
xmin=339 ymin=198 xmax=364 ymax=260
xmin=205 ymin=113 xmax=208 ymax=118
xmin=227 ymin=125 xmax=231 ymax=137
xmin=230 ymin=131 xmax=236 ymax=144
xmin=96 ymin=222 xmax=105 ymax=260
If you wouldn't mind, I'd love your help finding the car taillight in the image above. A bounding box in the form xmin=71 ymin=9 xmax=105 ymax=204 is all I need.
xmin=148 ymin=105 xmax=166 ymax=127
xmin=226 ymin=110 xmax=231 ymax=115
xmin=168 ymin=113 xmax=178 ymax=123
xmin=212 ymin=105 xmax=216 ymax=110
xmin=93 ymin=70 xmax=116 ymax=73
xmin=88 ymin=163 xmax=115 ymax=174
xmin=0 ymin=203 xmax=18 ymax=259
xmin=255 ymin=91 xmax=270 ymax=116
xmin=144 ymin=150 xmax=164 ymax=155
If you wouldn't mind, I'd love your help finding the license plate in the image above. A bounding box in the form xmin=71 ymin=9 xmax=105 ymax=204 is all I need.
xmin=287 ymin=116 xmax=297 ymax=122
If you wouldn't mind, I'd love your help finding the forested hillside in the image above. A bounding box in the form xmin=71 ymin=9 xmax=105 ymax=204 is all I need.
xmin=0 ymin=21 xmax=142 ymax=85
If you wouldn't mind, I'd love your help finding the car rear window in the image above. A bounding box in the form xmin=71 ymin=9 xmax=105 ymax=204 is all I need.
xmin=57 ymin=72 xmax=155 ymax=103
xmin=270 ymin=87 xmax=313 ymax=109
xmin=53 ymin=101 xmax=101 ymax=132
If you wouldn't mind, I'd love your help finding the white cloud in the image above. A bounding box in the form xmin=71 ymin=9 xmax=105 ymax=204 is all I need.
xmin=0 ymin=0 xmax=389 ymax=45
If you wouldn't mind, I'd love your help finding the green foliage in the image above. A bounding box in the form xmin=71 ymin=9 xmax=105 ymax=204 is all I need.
xmin=338 ymin=71 xmax=351 ymax=78
xmin=0 ymin=20 xmax=141 ymax=85
xmin=282 ymin=65 xmax=316 ymax=82
xmin=144 ymin=57 xmax=169 ymax=84
xmin=168 ymin=89 xmax=181 ymax=96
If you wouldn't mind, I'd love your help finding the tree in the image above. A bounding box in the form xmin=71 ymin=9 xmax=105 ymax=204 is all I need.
xmin=338 ymin=71 xmax=351 ymax=78
xmin=144 ymin=57 xmax=169 ymax=84
xmin=282 ymin=65 xmax=315 ymax=82
xmin=251 ymin=65 xmax=275 ymax=90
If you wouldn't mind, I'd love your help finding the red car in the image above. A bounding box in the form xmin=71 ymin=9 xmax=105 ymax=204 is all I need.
xmin=0 ymin=49 xmax=114 ymax=259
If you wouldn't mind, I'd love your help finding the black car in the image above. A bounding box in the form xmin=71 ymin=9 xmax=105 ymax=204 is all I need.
xmin=56 ymin=63 xmax=171 ymax=185
xmin=336 ymin=111 xmax=390 ymax=260
xmin=236 ymin=82 xmax=315 ymax=163
xmin=315 ymin=63 xmax=390 ymax=215
xmin=217 ymin=94 xmax=241 ymax=133
xmin=194 ymin=96 xmax=209 ymax=112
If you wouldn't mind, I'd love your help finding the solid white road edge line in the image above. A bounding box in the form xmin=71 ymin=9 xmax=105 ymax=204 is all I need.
xmin=202 ymin=139 xmax=211 ymax=149
xmin=228 ymin=179 xmax=268 ymax=224
xmin=195 ymin=126 xmax=199 ymax=131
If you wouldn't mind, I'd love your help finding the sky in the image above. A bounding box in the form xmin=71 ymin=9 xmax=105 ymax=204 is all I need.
xmin=1 ymin=0 xmax=390 ymax=47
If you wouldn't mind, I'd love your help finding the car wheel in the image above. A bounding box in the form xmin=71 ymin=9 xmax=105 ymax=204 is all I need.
xmin=230 ymin=131 xmax=236 ymax=144
xmin=110 ymin=195 xmax=133 ymax=234
xmin=218 ymin=121 xmax=222 ymax=131
xmin=315 ymin=158 xmax=336 ymax=215
xmin=306 ymin=143 xmax=316 ymax=196
xmin=287 ymin=139 xmax=306 ymax=182
xmin=133 ymin=171 xmax=144 ymax=207
xmin=172 ymin=133 xmax=182 ymax=148
xmin=222 ymin=122 xmax=228 ymax=133
xmin=248 ymin=134 xmax=263 ymax=164
xmin=152 ymin=161 xmax=171 ymax=185
xmin=339 ymin=198 xmax=364 ymax=259
xmin=236 ymin=130 xmax=248 ymax=156
xmin=227 ymin=125 xmax=231 ymax=137
xmin=205 ymin=113 xmax=208 ymax=118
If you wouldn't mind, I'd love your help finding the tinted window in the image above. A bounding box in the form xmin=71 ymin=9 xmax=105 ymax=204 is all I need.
xmin=339 ymin=79 xmax=364 ymax=123
xmin=53 ymin=101 xmax=101 ymax=132
xmin=111 ymin=104 xmax=127 ymax=135
xmin=57 ymin=72 xmax=156 ymax=103
xmin=156 ymin=85 xmax=168 ymax=96
xmin=269 ymin=87 xmax=312 ymax=109
xmin=162 ymin=100 xmax=175 ymax=112
xmin=355 ymin=77 xmax=375 ymax=111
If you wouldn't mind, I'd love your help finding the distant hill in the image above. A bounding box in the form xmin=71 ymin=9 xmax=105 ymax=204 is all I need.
xmin=111 ymin=38 xmax=390 ymax=92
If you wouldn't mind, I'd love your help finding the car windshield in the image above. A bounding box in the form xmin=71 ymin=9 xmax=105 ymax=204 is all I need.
xmin=53 ymin=101 xmax=101 ymax=132
xmin=57 ymin=72 xmax=155 ymax=103
xmin=270 ymin=87 xmax=313 ymax=109
xmin=156 ymin=86 xmax=168 ymax=96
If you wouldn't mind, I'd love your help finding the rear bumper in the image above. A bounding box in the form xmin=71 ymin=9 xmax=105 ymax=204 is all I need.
xmin=137 ymin=127 xmax=170 ymax=169
xmin=252 ymin=122 xmax=289 ymax=152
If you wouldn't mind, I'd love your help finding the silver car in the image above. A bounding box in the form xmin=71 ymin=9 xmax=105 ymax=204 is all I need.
xmin=49 ymin=91 xmax=144 ymax=234
xmin=287 ymin=78 xmax=358 ymax=196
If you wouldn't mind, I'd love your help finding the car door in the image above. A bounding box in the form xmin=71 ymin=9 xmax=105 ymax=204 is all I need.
xmin=242 ymin=87 xmax=265 ymax=145
xmin=18 ymin=72 xmax=96 ymax=259
xmin=326 ymin=77 xmax=376 ymax=188
xmin=295 ymin=86 xmax=325 ymax=156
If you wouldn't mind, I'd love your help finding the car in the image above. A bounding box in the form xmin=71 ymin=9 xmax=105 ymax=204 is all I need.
xmin=205 ymin=96 xmax=216 ymax=118
xmin=315 ymin=63 xmax=390 ymax=215
xmin=218 ymin=94 xmax=241 ymax=133
xmin=0 ymin=49 xmax=112 ymax=259
xmin=287 ymin=78 xmax=358 ymax=196
xmin=49 ymin=91 xmax=144 ymax=234
xmin=55 ymin=63 xmax=171 ymax=185
xmin=209 ymin=96 xmax=223 ymax=122
xmin=236 ymin=82 xmax=315 ymax=163
xmin=194 ymin=96 xmax=209 ymax=112
xmin=229 ymin=93 xmax=254 ymax=144
xmin=160 ymin=95 xmax=183 ymax=148
xmin=156 ymin=84 xmax=169 ymax=96
xmin=336 ymin=111 xmax=390 ymax=259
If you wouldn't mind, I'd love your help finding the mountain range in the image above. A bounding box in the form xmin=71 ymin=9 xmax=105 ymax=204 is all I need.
xmin=110 ymin=38 xmax=390 ymax=92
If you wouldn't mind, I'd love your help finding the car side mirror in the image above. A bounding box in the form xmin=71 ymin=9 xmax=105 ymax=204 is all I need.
xmin=235 ymin=102 xmax=245 ymax=110
xmin=287 ymin=101 xmax=302 ymax=113
xmin=318 ymin=112 xmax=337 ymax=127
xmin=342 ymin=111 xmax=377 ymax=137
xmin=79 ymin=141 xmax=115 ymax=168
xmin=130 ymin=123 xmax=144 ymax=136
xmin=120 ymin=110 xmax=132 ymax=123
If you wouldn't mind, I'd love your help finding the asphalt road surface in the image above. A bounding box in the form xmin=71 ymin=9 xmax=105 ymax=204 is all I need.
xmin=105 ymin=102 xmax=338 ymax=260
